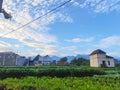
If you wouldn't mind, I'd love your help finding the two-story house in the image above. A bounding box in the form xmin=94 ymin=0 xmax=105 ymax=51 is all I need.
xmin=90 ymin=49 xmax=115 ymax=67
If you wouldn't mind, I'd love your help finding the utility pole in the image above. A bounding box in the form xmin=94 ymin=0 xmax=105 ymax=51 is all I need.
xmin=15 ymin=50 xmax=19 ymax=66
xmin=2 ymin=53 xmax=5 ymax=66
xmin=28 ymin=57 xmax=31 ymax=66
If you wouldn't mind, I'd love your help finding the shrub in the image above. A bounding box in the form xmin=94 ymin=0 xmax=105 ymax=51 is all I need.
xmin=0 ymin=67 xmax=105 ymax=79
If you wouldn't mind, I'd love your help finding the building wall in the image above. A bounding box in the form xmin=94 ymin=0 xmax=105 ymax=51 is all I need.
xmin=97 ymin=54 xmax=106 ymax=66
xmin=90 ymin=54 xmax=99 ymax=67
xmin=42 ymin=55 xmax=52 ymax=65
xmin=0 ymin=52 xmax=18 ymax=66
xmin=4 ymin=55 xmax=16 ymax=66
xmin=17 ymin=56 xmax=26 ymax=66
xmin=105 ymin=58 xmax=115 ymax=67
xmin=0 ymin=54 xmax=4 ymax=66
xmin=90 ymin=53 xmax=115 ymax=67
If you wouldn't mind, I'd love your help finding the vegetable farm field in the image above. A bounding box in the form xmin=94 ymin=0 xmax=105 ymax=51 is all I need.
xmin=0 ymin=66 xmax=120 ymax=90
xmin=0 ymin=76 xmax=120 ymax=90
xmin=0 ymin=66 xmax=105 ymax=78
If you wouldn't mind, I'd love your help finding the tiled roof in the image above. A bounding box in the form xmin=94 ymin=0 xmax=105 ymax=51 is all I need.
xmin=106 ymin=55 xmax=114 ymax=59
xmin=33 ymin=55 xmax=41 ymax=61
xmin=43 ymin=55 xmax=52 ymax=62
xmin=90 ymin=49 xmax=106 ymax=56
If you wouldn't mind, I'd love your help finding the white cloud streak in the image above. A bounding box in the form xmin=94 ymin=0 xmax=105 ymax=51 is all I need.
xmin=0 ymin=0 xmax=120 ymax=56
xmin=62 ymin=46 xmax=77 ymax=51
xmin=66 ymin=37 xmax=94 ymax=43
xmin=0 ymin=0 xmax=72 ymax=55
xmin=73 ymin=0 xmax=120 ymax=13
xmin=98 ymin=36 xmax=120 ymax=48
xmin=0 ymin=41 xmax=12 ymax=52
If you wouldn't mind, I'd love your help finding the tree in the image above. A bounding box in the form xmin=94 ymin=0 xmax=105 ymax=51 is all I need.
xmin=70 ymin=58 xmax=89 ymax=66
xmin=59 ymin=57 xmax=67 ymax=62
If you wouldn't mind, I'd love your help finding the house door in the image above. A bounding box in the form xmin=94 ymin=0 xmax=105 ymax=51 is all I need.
xmin=102 ymin=61 xmax=107 ymax=67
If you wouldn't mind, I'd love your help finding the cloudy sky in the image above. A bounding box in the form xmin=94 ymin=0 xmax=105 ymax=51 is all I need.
xmin=0 ymin=0 xmax=120 ymax=57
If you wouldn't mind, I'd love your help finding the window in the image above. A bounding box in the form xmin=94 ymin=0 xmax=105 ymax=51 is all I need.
xmin=108 ymin=61 xmax=110 ymax=66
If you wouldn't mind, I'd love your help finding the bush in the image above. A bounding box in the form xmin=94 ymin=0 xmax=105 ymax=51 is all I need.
xmin=0 ymin=67 xmax=105 ymax=79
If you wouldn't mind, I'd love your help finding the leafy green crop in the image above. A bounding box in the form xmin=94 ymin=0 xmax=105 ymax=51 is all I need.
xmin=0 ymin=67 xmax=105 ymax=79
xmin=0 ymin=76 xmax=119 ymax=90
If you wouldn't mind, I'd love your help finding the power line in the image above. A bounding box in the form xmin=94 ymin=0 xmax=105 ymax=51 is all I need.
xmin=0 ymin=0 xmax=72 ymax=55
xmin=0 ymin=0 xmax=72 ymax=38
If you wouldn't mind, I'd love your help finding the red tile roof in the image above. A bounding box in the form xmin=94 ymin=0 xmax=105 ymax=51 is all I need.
xmin=90 ymin=49 xmax=106 ymax=56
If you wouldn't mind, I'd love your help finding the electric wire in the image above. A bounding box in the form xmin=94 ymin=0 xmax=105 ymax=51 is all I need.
xmin=0 ymin=0 xmax=72 ymax=38
xmin=0 ymin=0 xmax=72 ymax=55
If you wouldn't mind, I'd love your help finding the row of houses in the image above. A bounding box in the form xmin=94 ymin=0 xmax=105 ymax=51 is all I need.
xmin=0 ymin=49 xmax=116 ymax=67
xmin=28 ymin=55 xmax=69 ymax=66
xmin=28 ymin=55 xmax=53 ymax=66
xmin=0 ymin=52 xmax=56 ymax=66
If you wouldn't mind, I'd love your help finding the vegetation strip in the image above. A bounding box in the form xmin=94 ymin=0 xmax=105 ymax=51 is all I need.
xmin=0 ymin=76 xmax=120 ymax=90
xmin=0 ymin=67 xmax=105 ymax=79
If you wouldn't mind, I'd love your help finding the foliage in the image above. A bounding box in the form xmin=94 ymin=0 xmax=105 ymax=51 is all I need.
xmin=59 ymin=57 xmax=67 ymax=62
xmin=0 ymin=76 xmax=120 ymax=90
xmin=70 ymin=58 xmax=89 ymax=66
xmin=116 ymin=63 xmax=120 ymax=68
xmin=103 ymin=67 xmax=120 ymax=75
xmin=0 ymin=67 xmax=105 ymax=79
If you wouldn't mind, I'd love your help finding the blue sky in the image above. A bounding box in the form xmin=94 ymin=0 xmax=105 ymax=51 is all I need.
xmin=0 ymin=0 xmax=120 ymax=57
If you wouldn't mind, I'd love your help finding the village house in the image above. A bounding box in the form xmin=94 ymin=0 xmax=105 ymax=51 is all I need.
xmin=28 ymin=55 xmax=42 ymax=66
xmin=90 ymin=49 xmax=115 ymax=67
xmin=0 ymin=52 xmax=26 ymax=66
xmin=17 ymin=56 xmax=27 ymax=66
xmin=42 ymin=55 xmax=52 ymax=65
xmin=28 ymin=55 xmax=52 ymax=66
xmin=0 ymin=52 xmax=17 ymax=66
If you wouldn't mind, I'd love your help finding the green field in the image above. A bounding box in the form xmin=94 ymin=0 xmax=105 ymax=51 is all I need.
xmin=0 ymin=66 xmax=105 ymax=78
xmin=0 ymin=76 xmax=120 ymax=90
xmin=0 ymin=66 xmax=120 ymax=90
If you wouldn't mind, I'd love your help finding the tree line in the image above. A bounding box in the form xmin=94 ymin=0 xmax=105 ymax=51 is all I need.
xmin=58 ymin=57 xmax=90 ymax=66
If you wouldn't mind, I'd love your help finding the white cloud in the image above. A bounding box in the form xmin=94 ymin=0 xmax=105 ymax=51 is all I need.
xmin=0 ymin=0 xmax=72 ymax=55
xmin=1 ymin=0 xmax=120 ymax=56
xmin=0 ymin=41 xmax=12 ymax=52
xmin=66 ymin=37 xmax=94 ymax=43
xmin=99 ymin=36 xmax=120 ymax=48
xmin=74 ymin=49 xmax=92 ymax=55
xmin=57 ymin=13 xmax=73 ymax=23
xmin=62 ymin=46 xmax=77 ymax=51
xmin=14 ymin=44 xmax=20 ymax=48
xmin=107 ymin=51 xmax=120 ymax=57
xmin=41 ymin=45 xmax=58 ymax=55
xmin=73 ymin=0 xmax=120 ymax=13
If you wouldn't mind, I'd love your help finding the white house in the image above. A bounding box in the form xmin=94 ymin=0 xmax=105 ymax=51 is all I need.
xmin=42 ymin=55 xmax=52 ymax=65
xmin=90 ymin=49 xmax=115 ymax=67
xmin=29 ymin=55 xmax=52 ymax=66
xmin=0 ymin=52 xmax=26 ymax=66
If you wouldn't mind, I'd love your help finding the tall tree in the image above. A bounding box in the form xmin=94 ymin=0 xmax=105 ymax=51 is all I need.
xmin=59 ymin=57 xmax=67 ymax=62
xmin=70 ymin=58 xmax=89 ymax=66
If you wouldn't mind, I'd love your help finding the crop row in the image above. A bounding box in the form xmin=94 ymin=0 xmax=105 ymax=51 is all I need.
xmin=0 ymin=67 xmax=105 ymax=79
xmin=0 ymin=76 xmax=120 ymax=90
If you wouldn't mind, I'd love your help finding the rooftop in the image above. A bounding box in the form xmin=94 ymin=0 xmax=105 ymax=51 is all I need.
xmin=90 ymin=49 xmax=106 ymax=56
xmin=106 ymin=55 xmax=114 ymax=59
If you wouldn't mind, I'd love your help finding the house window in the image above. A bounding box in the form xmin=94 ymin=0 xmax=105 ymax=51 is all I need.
xmin=108 ymin=61 xmax=110 ymax=66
